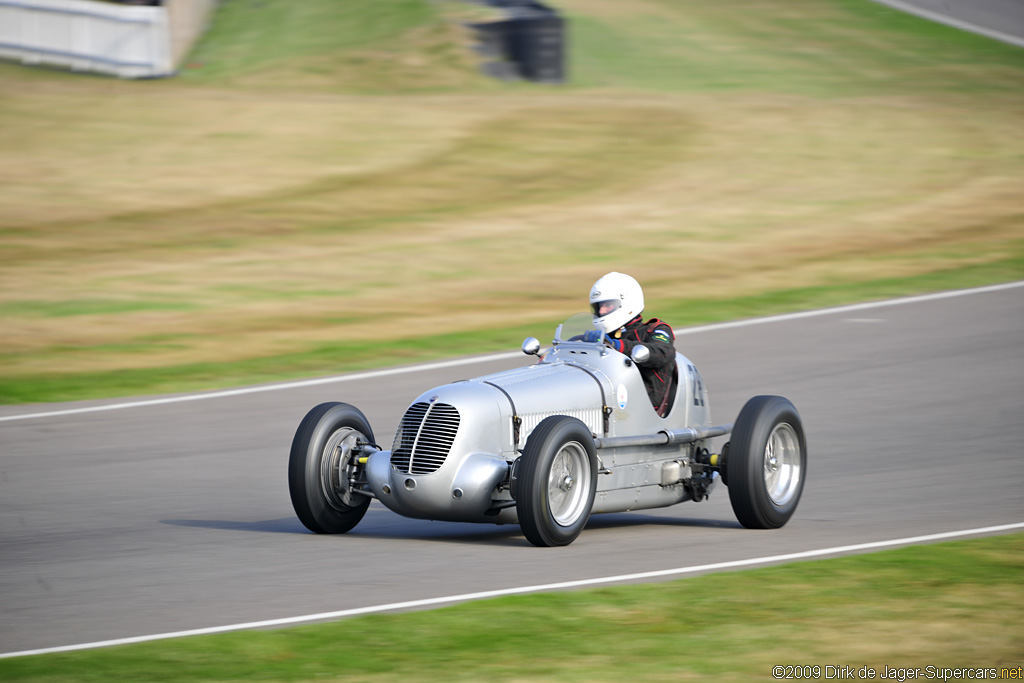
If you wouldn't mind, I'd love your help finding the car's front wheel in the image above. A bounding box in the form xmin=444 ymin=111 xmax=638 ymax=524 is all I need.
xmin=288 ymin=402 xmax=373 ymax=534
xmin=726 ymin=395 xmax=806 ymax=529
xmin=516 ymin=416 xmax=598 ymax=547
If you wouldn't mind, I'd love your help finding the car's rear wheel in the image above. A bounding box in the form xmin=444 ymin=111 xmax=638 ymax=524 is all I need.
xmin=288 ymin=402 xmax=373 ymax=534
xmin=516 ymin=416 xmax=598 ymax=547
xmin=726 ymin=395 xmax=806 ymax=529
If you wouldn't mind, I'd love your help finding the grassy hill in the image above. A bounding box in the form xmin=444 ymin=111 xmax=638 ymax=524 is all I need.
xmin=1 ymin=0 xmax=1022 ymax=403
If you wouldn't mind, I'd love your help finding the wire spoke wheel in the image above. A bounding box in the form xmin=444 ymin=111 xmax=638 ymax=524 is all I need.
xmin=517 ymin=416 xmax=598 ymax=547
xmin=289 ymin=402 xmax=373 ymax=534
xmin=727 ymin=395 xmax=807 ymax=529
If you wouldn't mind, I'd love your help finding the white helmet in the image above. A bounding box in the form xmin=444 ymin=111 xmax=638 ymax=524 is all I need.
xmin=589 ymin=272 xmax=644 ymax=334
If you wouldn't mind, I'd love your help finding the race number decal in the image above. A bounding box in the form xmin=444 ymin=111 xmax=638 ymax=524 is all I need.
xmin=688 ymin=364 xmax=706 ymax=407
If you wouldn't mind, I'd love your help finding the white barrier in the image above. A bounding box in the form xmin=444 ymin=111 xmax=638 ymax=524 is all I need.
xmin=0 ymin=0 xmax=215 ymax=78
xmin=166 ymin=0 xmax=215 ymax=68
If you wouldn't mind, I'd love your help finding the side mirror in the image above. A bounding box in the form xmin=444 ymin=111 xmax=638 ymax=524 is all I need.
xmin=522 ymin=337 xmax=541 ymax=356
xmin=631 ymin=344 xmax=650 ymax=365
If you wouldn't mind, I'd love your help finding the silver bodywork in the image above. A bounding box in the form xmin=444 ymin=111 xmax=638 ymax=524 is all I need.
xmin=364 ymin=314 xmax=725 ymax=525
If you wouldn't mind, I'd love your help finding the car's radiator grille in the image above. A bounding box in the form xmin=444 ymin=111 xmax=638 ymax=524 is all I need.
xmin=391 ymin=401 xmax=460 ymax=474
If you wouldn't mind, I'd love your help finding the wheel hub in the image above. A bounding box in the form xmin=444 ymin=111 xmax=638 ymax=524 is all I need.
xmin=320 ymin=427 xmax=364 ymax=511
xmin=548 ymin=442 xmax=590 ymax=527
xmin=766 ymin=441 xmax=779 ymax=471
xmin=763 ymin=422 xmax=801 ymax=506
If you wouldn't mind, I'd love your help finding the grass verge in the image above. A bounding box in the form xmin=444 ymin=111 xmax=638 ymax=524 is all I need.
xmin=1 ymin=532 xmax=1021 ymax=681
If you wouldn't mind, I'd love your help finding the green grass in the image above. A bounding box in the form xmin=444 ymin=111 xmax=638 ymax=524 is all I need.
xmin=2 ymin=532 xmax=1021 ymax=681
xmin=180 ymin=0 xmax=498 ymax=92
xmin=1 ymin=0 xmax=1023 ymax=404
xmin=568 ymin=0 xmax=1024 ymax=95
xmin=0 ymin=298 xmax=201 ymax=319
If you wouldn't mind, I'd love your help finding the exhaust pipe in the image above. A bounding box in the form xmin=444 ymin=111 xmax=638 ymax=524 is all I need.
xmin=594 ymin=424 xmax=732 ymax=450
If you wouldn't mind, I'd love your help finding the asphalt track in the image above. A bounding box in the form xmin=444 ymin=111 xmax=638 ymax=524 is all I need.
xmin=1 ymin=283 xmax=1022 ymax=656
xmin=870 ymin=0 xmax=1024 ymax=47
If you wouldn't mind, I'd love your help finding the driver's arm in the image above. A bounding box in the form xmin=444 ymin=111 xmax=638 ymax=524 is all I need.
xmin=608 ymin=323 xmax=675 ymax=366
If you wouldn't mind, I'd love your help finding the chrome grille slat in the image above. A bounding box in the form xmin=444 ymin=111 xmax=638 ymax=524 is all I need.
xmin=391 ymin=401 xmax=460 ymax=474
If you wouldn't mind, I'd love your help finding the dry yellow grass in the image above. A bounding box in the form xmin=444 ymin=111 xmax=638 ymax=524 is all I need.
xmin=1 ymin=0 xmax=1022 ymax=400
xmin=2 ymin=88 xmax=1022 ymax=380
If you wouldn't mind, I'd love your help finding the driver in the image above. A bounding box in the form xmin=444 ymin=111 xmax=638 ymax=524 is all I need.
xmin=589 ymin=272 xmax=677 ymax=416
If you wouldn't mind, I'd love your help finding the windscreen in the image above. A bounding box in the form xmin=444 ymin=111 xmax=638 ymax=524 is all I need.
xmin=554 ymin=312 xmax=600 ymax=343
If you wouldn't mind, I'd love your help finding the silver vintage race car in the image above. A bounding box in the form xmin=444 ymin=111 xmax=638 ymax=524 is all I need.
xmin=288 ymin=313 xmax=807 ymax=546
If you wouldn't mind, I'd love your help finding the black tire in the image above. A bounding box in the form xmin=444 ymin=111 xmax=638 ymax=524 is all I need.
xmin=288 ymin=402 xmax=373 ymax=534
xmin=726 ymin=395 xmax=806 ymax=529
xmin=517 ymin=416 xmax=598 ymax=547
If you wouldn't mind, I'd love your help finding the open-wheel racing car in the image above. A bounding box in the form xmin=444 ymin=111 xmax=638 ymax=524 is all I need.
xmin=288 ymin=314 xmax=807 ymax=546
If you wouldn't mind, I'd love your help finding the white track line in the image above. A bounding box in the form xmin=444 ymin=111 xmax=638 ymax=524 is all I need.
xmin=0 ymin=351 xmax=522 ymax=423
xmin=672 ymin=280 xmax=1024 ymax=335
xmin=2 ymin=521 xmax=1021 ymax=659
xmin=2 ymin=281 xmax=1021 ymax=423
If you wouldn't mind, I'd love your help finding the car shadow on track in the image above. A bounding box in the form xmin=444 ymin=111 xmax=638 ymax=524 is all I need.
xmin=161 ymin=518 xmax=307 ymax=534
xmin=160 ymin=515 xmax=529 ymax=546
xmin=585 ymin=514 xmax=740 ymax=532
xmin=348 ymin=513 xmax=743 ymax=546
xmin=160 ymin=511 xmax=741 ymax=546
